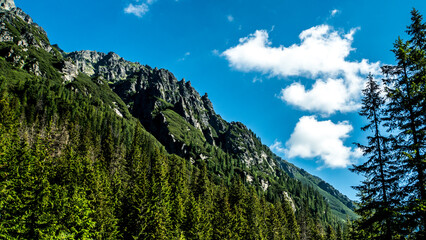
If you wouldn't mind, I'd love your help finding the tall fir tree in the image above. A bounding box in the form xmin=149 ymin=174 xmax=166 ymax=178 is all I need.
xmin=351 ymin=74 xmax=402 ymax=239
xmin=382 ymin=9 xmax=426 ymax=237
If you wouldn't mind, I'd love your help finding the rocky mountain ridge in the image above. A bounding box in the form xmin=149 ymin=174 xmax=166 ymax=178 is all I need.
xmin=65 ymin=49 xmax=356 ymax=218
xmin=0 ymin=2 xmax=79 ymax=81
xmin=0 ymin=3 xmax=50 ymax=52
xmin=65 ymin=50 xmax=279 ymax=174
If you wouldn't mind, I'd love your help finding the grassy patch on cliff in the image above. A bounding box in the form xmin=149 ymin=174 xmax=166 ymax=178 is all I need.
xmin=161 ymin=109 xmax=206 ymax=148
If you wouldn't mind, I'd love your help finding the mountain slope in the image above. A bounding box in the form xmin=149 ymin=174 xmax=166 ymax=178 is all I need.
xmin=65 ymin=47 xmax=357 ymax=220
xmin=0 ymin=2 xmax=355 ymax=238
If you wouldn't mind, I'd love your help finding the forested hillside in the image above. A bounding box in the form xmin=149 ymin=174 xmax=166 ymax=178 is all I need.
xmin=64 ymin=48 xmax=357 ymax=221
xmin=0 ymin=1 xmax=354 ymax=239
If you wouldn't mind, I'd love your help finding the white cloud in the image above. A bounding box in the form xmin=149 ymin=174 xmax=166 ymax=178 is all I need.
xmin=331 ymin=9 xmax=339 ymax=17
xmin=286 ymin=116 xmax=362 ymax=168
xmin=279 ymin=77 xmax=361 ymax=115
xmin=227 ymin=15 xmax=234 ymax=22
xmin=222 ymin=25 xmax=375 ymax=77
xmin=270 ymin=140 xmax=287 ymax=155
xmin=124 ymin=0 xmax=159 ymax=18
xmin=222 ymin=25 xmax=380 ymax=114
xmin=124 ymin=3 xmax=149 ymax=17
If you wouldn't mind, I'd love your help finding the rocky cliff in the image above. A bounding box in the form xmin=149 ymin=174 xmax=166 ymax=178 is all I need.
xmin=65 ymin=50 xmax=279 ymax=174
xmin=0 ymin=1 xmax=49 ymax=51
xmin=0 ymin=0 xmax=15 ymax=11
xmin=0 ymin=2 xmax=78 ymax=81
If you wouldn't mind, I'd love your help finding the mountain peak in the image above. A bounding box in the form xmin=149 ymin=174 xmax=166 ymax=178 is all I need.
xmin=0 ymin=0 xmax=15 ymax=11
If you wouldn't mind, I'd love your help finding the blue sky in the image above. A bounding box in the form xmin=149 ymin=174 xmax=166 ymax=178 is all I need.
xmin=16 ymin=0 xmax=426 ymax=200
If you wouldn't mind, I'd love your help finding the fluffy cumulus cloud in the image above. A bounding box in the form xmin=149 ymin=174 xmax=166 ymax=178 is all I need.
xmin=222 ymin=25 xmax=380 ymax=114
xmin=124 ymin=0 xmax=158 ymax=18
xmin=279 ymin=78 xmax=360 ymax=114
xmin=124 ymin=3 xmax=149 ymax=17
xmin=286 ymin=116 xmax=362 ymax=168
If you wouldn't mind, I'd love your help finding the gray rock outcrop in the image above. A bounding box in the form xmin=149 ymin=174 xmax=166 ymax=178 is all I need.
xmin=0 ymin=0 xmax=15 ymax=11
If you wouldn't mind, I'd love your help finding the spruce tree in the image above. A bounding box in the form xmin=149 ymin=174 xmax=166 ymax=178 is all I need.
xmin=325 ymin=225 xmax=336 ymax=240
xmin=382 ymin=9 xmax=426 ymax=237
xmin=351 ymin=74 xmax=401 ymax=239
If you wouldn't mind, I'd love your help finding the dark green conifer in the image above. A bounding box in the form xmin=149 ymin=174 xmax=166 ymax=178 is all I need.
xmin=351 ymin=74 xmax=401 ymax=239
xmin=382 ymin=9 xmax=426 ymax=237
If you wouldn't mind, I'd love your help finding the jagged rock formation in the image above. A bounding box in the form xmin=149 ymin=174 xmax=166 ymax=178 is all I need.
xmin=66 ymin=50 xmax=279 ymax=174
xmin=0 ymin=2 xmax=50 ymax=52
xmin=65 ymin=50 xmax=143 ymax=81
xmin=0 ymin=0 xmax=15 ymax=11
xmin=0 ymin=3 xmax=79 ymax=80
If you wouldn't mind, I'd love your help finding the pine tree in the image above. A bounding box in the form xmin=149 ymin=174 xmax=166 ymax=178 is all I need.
xmin=382 ymin=9 xmax=426 ymax=237
xmin=183 ymin=192 xmax=202 ymax=239
xmin=282 ymin=199 xmax=300 ymax=240
xmin=245 ymin=187 xmax=263 ymax=239
xmin=351 ymin=74 xmax=401 ymax=239
xmin=143 ymin=149 xmax=172 ymax=240
xmin=211 ymin=184 xmax=233 ymax=239
xmin=119 ymin=126 xmax=151 ymax=239
xmin=336 ymin=224 xmax=343 ymax=240
xmin=168 ymin=154 xmax=193 ymax=238
xmin=229 ymin=178 xmax=249 ymax=239
xmin=325 ymin=225 xmax=336 ymax=240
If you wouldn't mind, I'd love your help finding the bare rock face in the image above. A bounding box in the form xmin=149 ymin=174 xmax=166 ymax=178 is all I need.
xmin=60 ymin=59 xmax=79 ymax=82
xmin=65 ymin=50 xmax=279 ymax=176
xmin=0 ymin=0 xmax=15 ymax=11
xmin=65 ymin=51 xmax=143 ymax=82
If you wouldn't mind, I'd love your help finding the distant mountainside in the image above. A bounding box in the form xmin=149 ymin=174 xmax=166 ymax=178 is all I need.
xmin=0 ymin=2 xmax=356 ymax=237
xmin=64 ymin=48 xmax=357 ymax=220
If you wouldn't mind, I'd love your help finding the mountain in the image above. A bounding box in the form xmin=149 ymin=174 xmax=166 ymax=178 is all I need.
xmin=64 ymin=49 xmax=357 ymax=220
xmin=0 ymin=1 xmax=355 ymax=238
xmin=0 ymin=0 xmax=14 ymax=10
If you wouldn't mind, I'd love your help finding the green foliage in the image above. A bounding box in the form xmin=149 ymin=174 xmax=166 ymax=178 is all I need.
xmin=0 ymin=11 xmax=345 ymax=239
xmin=161 ymin=108 xmax=206 ymax=146
xmin=351 ymin=74 xmax=402 ymax=239
xmin=350 ymin=9 xmax=426 ymax=239
xmin=284 ymin=163 xmax=357 ymax=221
xmin=66 ymin=73 xmax=132 ymax=119
xmin=0 ymin=56 xmax=329 ymax=238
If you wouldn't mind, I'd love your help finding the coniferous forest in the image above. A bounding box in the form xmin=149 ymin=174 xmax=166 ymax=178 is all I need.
xmin=0 ymin=1 xmax=425 ymax=239
xmin=0 ymin=3 xmax=341 ymax=239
